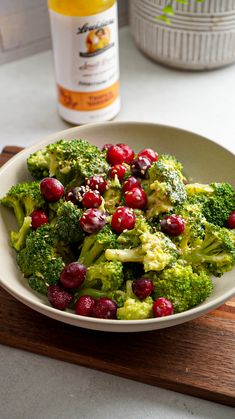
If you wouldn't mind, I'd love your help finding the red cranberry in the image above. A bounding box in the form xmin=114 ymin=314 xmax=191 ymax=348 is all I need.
xmin=227 ymin=211 xmax=235 ymax=229
xmin=131 ymin=157 xmax=151 ymax=179
xmin=117 ymin=143 xmax=135 ymax=164
xmin=40 ymin=177 xmax=64 ymax=202
xmin=111 ymin=206 xmax=136 ymax=233
xmin=85 ymin=175 xmax=107 ymax=194
xmin=160 ymin=215 xmax=185 ymax=236
xmin=109 ymin=164 xmax=127 ymax=181
xmin=75 ymin=295 xmax=95 ymax=316
xmin=124 ymin=187 xmax=147 ymax=210
xmin=48 ymin=284 xmax=73 ymax=310
xmin=80 ymin=208 xmax=106 ymax=234
xmin=106 ymin=145 xmax=125 ymax=165
xmin=138 ymin=148 xmax=158 ymax=163
xmin=92 ymin=297 xmax=117 ymax=319
xmin=122 ymin=176 xmax=141 ymax=193
xmin=31 ymin=210 xmax=49 ymax=230
xmin=60 ymin=262 xmax=86 ymax=289
xmin=65 ymin=186 xmax=88 ymax=205
xmin=82 ymin=190 xmax=102 ymax=208
xmin=132 ymin=278 xmax=154 ymax=300
xmin=102 ymin=143 xmax=113 ymax=152
xmin=153 ymin=297 xmax=174 ymax=317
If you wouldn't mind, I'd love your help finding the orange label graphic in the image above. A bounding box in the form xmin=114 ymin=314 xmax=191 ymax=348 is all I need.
xmin=58 ymin=81 xmax=119 ymax=111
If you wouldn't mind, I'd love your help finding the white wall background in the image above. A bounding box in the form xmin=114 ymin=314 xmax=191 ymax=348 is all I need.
xmin=0 ymin=0 xmax=129 ymax=65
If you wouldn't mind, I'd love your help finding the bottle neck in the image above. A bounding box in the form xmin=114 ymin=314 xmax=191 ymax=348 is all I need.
xmin=48 ymin=0 xmax=116 ymax=16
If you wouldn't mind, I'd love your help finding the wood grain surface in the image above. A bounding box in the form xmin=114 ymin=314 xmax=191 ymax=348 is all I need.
xmin=0 ymin=146 xmax=235 ymax=407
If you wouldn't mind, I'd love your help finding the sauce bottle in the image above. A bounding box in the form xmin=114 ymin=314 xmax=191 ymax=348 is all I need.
xmin=48 ymin=0 xmax=120 ymax=124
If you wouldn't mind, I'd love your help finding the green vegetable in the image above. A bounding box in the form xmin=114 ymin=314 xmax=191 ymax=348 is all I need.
xmin=158 ymin=0 xmax=205 ymax=25
xmin=180 ymin=222 xmax=235 ymax=277
xmin=27 ymin=139 xmax=109 ymax=185
xmin=103 ymin=177 xmax=122 ymax=214
xmin=10 ymin=216 xmax=32 ymax=251
xmin=105 ymin=229 xmax=178 ymax=272
xmin=117 ymin=215 xmax=151 ymax=248
xmin=152 ymin=263 xmax=213 ymax=313
xmin=142 ymin=154 xmax=187 ymax=219
xmin=17 ymin=224 xmax=65 ymax=294
xmin=78 ymin=224 xmax=119 ymax=267
xmin=54 ymin=200 xmax=84 ymax=244
xmin=186 ymin=182 xmax=235 ymax=227
xmin=83 ymin=260 xmax=124 ymax=292
xmin=1 ymin=181 xmax=45 ymax=227
xmin=117 ymin=297 xmax=154 ymax=320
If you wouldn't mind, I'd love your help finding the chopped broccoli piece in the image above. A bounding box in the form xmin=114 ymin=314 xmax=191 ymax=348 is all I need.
xmin=180 ymin=222 xmax=235 ymax=277
xmin=117 ymin=297 xmax=154 ymax=320
xmin=173 ymin=203 xmax=207 ymax=253
xmin=17 ymin=224 xmax=65 ymax=293
xmin=28 ymin=275 xmax=48 ymax=295
xmin=27 ymin=150 xmax=50 ymax=179
xmin=54 ymin=200 xmax=84 ymax=244
xmin=143 ymin=154 xmax=187 ymax=219
xmin=78 ymin=224 xmax=119 ymax=267
xmin=75 ymin=288 xmax=126 ymax=308
xmin=103 ymin=177 xmax=122 ymax=214
xmin=10 ymin=216 xmax=32 ymax=251
xmin=27 ymin=139 xmax=109 ymax=185
xmin=105 ymin=230 xmax=178 ymax=272
xmin=117 ymin=215 xmax=151 ymax=249
xmin=1 ymin=181 xmax=45 ymax=227
xmin=152 ymin=263 xmax=213 ymax=313
xmin=186 ymin=182 xmax=235 ymax=227
xmin=83 ymin=261 xmax=124 ymax=292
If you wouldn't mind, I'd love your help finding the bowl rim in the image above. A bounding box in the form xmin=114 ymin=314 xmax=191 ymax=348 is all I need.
xmin=0 ymin=121 xmax=234 ymax=329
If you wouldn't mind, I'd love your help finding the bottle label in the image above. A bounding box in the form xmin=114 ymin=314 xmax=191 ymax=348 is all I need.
xmin=49 ymin=4 xmax=119 ymax=114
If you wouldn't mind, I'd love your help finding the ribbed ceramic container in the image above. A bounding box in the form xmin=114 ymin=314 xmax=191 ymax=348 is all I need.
xmin=129 ymin=0 xmax=235 ymax=70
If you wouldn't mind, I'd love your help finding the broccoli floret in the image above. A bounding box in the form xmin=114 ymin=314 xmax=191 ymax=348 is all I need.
xmin=27 ymin=139 xmax=109 ymax=185
xmin=27 ymin=150 xmax=50 ymax=179
xmin=143 ymin=154 xmax=187 ymax=219
xmin=82 ymin=260 xmax=123 ymax=292
xmin=10 ymin=216 xmax=32 ymax=251
xmin=105 ymin=230 xmax=178 ymax=272
xmin=54 ymin=200 xmax=84 ymax=244
xmin=180 ymin=222 xmax=235 ymax=277
xmin=28 ymin=275 xmax=49 ymax=295
xmin=103 ymin=177 xmax=122 ymax=214
xmin=17 ymin=224 xmax=65 ymax=293
xmin=117 ymin=215 xmax=151 ymax=249
xmin=152 ymin=263 xmax=213 ymax=313
xmin=1 ymin=181 xmax=45 ymax=227
xmin=173 ymin=203 xmax=207 ymax=253
xmin=117 ymin=296 xmax=154 ymax=320
xmin=186 ymin=182 xmax=235 ymax=227
xmin=78 ymin=224 xmax=119 ymax=267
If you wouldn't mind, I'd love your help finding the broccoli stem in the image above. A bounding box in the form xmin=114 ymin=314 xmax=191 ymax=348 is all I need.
xmin=105 ymin=248 xmax=144 ymax=263
xmin=78 ymin=236 xmax=103 ymax=266
xmin=12 ymin=201 xmax=25 ymax=227
xmin=75 ymin=288 xmax=106 ymax=299
xmin=10 ymin=216 xmax=32 ymax=251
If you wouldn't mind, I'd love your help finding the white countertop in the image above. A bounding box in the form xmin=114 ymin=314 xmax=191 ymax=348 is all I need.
xmin=0 ymin=27 xmax=234 ymax=419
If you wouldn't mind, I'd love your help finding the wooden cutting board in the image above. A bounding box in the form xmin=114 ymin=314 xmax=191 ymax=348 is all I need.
xmin=0 ymin=146 xmax=235 ymax=407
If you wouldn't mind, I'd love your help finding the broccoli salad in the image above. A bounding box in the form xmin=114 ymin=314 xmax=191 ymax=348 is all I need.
xmin=1 ymin=139 xmax=235 ymax=320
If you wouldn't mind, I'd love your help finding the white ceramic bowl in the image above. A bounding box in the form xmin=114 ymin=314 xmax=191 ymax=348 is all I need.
xmin=130 ymin=0 xmax=235 ymax=70
xmin=0 ymin=122 xmax=234 ymax=332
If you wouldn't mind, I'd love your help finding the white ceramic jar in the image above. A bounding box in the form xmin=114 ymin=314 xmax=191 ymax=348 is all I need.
xmin=129 ymin=0 xmax=235 ymax=70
